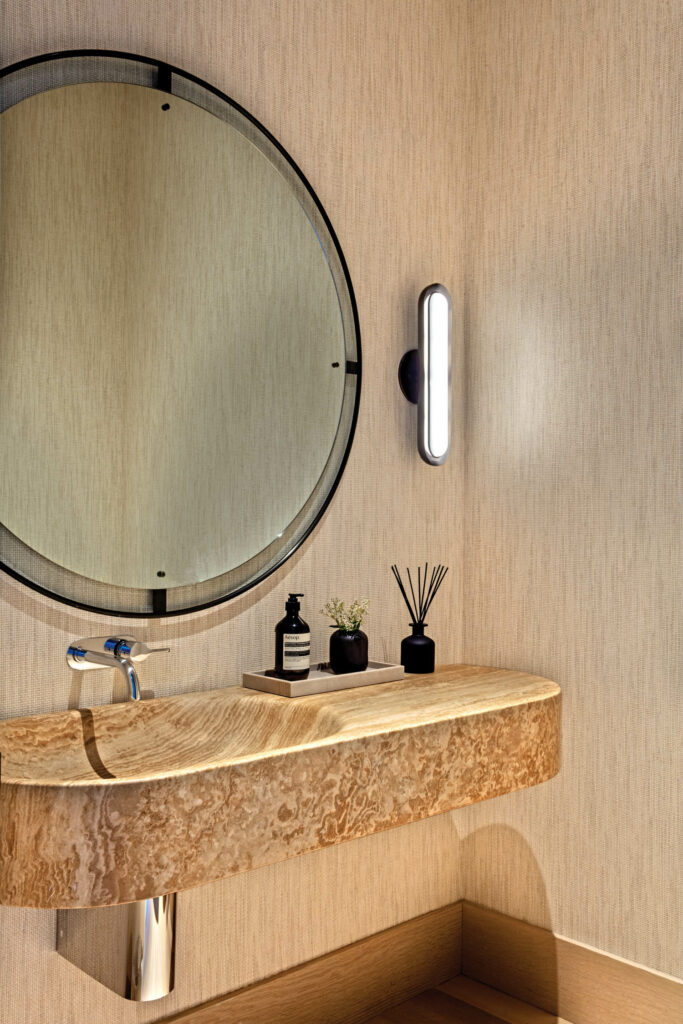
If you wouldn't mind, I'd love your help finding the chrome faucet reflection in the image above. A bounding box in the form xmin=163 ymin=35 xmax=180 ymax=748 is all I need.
xmin=66 ymin=636 xmax=169 ymax=701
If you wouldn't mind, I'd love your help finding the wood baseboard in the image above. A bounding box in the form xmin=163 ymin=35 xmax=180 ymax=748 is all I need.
xmin=161 ymin=903 xmax=462 ymax=1024
xmin=462 ymin=901 xmax=682 ymax=1024
xmin=162 ymin=899 xmax=681 ymax=1024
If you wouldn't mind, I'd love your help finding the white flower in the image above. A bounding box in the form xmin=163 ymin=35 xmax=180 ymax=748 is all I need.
xmin=320 ymin=597 xmax=369 ymax=631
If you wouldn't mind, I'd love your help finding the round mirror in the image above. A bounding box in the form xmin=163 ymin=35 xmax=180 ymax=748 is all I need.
xmin=0 ymin=52 xmax=360 ymax=616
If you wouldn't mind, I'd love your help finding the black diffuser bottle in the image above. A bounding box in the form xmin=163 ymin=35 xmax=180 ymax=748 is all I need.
xmin=400 ymin=622 xmax=435 ymax=674
xmin=391 ymin=564 xmax=448 ymax=675
xmin=274 ymin=593 xmax=310 ymax=680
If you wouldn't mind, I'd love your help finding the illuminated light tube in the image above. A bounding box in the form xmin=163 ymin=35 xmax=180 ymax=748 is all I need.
xmin=398 ymin=283 xmax=452 ymax=466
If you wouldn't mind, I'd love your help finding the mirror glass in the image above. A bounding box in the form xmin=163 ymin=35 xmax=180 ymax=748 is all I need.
xmin=0 ymin=54 xmax=360 ymax=615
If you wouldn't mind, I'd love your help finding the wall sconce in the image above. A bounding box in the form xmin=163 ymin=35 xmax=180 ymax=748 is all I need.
xmin=398 ymin=284 xmax=451 ymax=465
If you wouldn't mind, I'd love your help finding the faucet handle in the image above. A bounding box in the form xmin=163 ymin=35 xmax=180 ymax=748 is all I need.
xmin=110 ymin=637 xmax=170 ymax=662
xmin=128 ymin=642 xmax=171 ymax=662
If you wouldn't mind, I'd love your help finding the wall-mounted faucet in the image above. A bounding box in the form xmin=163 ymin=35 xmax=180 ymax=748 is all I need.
xmin=66 ymin=636 xmax=170 ymax=702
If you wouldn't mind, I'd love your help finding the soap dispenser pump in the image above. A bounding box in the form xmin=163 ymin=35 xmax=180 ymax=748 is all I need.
xmin=274 ymin=593 xmax=311 ymax=680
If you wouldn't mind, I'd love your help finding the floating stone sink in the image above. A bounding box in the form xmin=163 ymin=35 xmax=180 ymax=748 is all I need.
xmin=0 ymin=665 xmax=560 ymax=909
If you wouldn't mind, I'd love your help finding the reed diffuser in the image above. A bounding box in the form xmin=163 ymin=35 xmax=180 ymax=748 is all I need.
xmin=391 ymin=563 xmax=448 ymax=673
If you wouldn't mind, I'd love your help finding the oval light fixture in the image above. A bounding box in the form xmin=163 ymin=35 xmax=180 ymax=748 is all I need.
xmin=398 ymin=283 xmax=452 ymax=466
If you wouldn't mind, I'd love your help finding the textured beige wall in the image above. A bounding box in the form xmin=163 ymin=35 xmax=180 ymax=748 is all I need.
xmin=0 ymin=2 xmax=466 ymax=1022
xmin=1 ymin=0 xmax=680 ymax=1021
xmin=458 ymin=0 xmax=682 ymax=980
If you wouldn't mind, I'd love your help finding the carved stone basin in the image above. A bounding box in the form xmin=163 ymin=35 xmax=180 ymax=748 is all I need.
xmin=0 ymin=665 xmax=560 ymax=909
xmin=0 ymin=686 xmax=342 ymax=782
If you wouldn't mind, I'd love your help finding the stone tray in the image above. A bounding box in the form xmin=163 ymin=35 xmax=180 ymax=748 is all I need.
xmin=242 ymin=660 xmax=405 ymax=697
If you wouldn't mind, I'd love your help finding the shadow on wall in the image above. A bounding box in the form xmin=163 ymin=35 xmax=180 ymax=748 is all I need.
xmin=460 ymin=823 xmax=558 ymax=1013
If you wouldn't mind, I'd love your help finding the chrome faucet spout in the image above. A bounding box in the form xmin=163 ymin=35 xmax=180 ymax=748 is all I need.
xmin=116 ymin=655 xmax=141 ymax=701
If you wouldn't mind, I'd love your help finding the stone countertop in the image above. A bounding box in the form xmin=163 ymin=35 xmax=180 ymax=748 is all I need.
xmin=0 ymin=665 xmax=560 ymax=908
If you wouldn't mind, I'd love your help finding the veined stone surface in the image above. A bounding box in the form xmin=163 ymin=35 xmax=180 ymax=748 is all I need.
xmin=0 ymin=666 xmax=560 ymax=908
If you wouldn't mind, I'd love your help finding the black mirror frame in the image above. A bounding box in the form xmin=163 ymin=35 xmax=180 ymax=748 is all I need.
xmin=0 ymin=50 xmax=361 ymax=617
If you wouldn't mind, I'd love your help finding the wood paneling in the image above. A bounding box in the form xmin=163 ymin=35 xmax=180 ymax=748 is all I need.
xmin=157 ymin=901 xmax=682 ymax=1024
xmin=462 ymin=903 xmax=683 ymax=1024
xmin=158 ymin=903 xmax=462 ymax=1024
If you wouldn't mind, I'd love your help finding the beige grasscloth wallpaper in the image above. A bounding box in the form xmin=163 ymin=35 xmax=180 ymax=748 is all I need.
xmin=0 ymin=1 xmax=680 ymax=1022
xmin=457 ymin=0 xmax=682 ymax=980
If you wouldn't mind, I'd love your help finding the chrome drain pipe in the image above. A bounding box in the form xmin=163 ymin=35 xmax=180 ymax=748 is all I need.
xmin=58 ymin=892 xmax=176 ymax=1001
xmin=126 ymin=893 xmax=176 ymax=1001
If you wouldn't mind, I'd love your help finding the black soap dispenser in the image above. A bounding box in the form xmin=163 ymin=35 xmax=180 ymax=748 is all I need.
xmin=274 ymin=593 xmax=311 ymax=680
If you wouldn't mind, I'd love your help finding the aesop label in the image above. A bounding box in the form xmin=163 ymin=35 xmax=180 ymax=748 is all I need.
xmin=283 ymin=632 xmax=310 ymax=670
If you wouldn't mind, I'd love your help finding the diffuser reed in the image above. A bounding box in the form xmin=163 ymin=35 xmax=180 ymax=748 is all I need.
xmin=391 ymin=563 xmax=448 ymax=673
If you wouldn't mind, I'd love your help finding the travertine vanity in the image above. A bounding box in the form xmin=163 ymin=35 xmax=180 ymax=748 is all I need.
xmin=0 ymin=665 xmax=560 ymax=910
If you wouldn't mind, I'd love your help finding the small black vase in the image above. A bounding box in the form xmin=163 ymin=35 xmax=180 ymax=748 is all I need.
xmin=400 ymin=622 xmax=435 ymax=673
xmin=329 ymin=629 xmax=368 ymax=674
